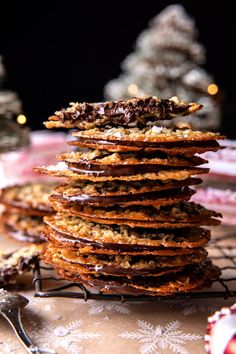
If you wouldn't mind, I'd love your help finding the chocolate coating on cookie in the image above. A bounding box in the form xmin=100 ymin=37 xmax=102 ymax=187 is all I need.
xmin=56 ymin=260 xmax=220 ymax=296
xmin=45 ymin=96 xmax=202 ymax=130
xmin=43 ymin=221 xmax=211 ymax=254
xmin=0 ymin=245 xmax=42 ymax=285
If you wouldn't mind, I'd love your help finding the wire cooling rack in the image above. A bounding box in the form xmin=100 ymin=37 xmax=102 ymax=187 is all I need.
xmin=33 ymin=227 xmax=236 ymax=302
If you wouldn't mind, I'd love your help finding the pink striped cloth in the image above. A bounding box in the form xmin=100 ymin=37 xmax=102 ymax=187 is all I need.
xmin=0 ymin=130 xmax=68 ymax=187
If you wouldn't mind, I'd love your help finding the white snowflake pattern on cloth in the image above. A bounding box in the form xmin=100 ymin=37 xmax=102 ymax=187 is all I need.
xmin=0 ymin=339 xmax=21 ymax=353
xmin=88 ymin=301 xmax=130 ymax=315
xmin=181 ymin=302 xmax=217 ymax=316
xmin=167 ymin=299 xmax=217 ymax=316
xmin=119 ymin=319 xmax=202 ymax=354
xmin=30 ymin=319 xmax=101 ymax=354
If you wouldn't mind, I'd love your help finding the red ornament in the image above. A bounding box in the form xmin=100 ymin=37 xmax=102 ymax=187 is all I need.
xmin=205 ymin=305 xmax=236 ymax=354
xmin=225 ymin=334 xmax=236 ymax=354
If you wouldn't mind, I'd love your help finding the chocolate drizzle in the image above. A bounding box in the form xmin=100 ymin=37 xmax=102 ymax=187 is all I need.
xmin=48 ymin=97 xmax=202 ymax=129
xmin=51 ymin=186 xmax=195 ymax=206
xmin=57 ymin=260 xmax=220 ymax=296
xmin=44 ymin=225 xmax=209 ymax=254
xmin=67 ymin=162 xmax=206 ymax=177
xmin=0 ymin=246 xmax=41 ymax=284
xmin=60 ymin=257 xmax=184 ymax=276
xmin=3 ymin=224 xmax=45 ymax=243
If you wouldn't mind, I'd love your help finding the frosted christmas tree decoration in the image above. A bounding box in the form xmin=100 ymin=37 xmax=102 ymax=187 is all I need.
xmin=105 ymin=5 xmax=221 ymax=130
xmin=0 ymin=56 xmax=29 ymax=152
xmin=0 ymin=56 xmax=22 ymax=119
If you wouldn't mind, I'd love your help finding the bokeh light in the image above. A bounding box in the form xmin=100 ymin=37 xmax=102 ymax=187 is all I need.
xmin=17 ymin=114 xmax=27 ymax=125
xmin=207 ymin=84 xmax=219 ymax=95
xmin=128 ymin=84 xmax=138 ymax=95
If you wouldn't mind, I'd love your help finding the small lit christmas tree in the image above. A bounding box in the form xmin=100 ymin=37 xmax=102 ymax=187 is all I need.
xmin=104 ymin=5 xmax=221 ymax=130
xmin=0 ymin=56 xmax=29 ymax=152
xmin=0 ymin=56 xmax=22 ymax=119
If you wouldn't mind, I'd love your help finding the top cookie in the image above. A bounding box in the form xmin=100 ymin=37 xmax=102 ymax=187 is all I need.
xmin=44 ymin=96 xmax=202 ymax=130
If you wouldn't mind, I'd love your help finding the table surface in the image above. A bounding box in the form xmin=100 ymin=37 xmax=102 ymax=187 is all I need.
xmin=1 ymin=225 xmax=236 ymax=354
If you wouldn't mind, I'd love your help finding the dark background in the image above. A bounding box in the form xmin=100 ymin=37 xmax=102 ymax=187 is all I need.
xmin=0 ymin=1 xmax=235 ymax=137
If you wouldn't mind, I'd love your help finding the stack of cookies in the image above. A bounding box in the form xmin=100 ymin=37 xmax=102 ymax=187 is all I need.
xmin=37 ymin=96 xmax=224 ymax=296
xmin=0 ymin=182 xmax=55 ymax=243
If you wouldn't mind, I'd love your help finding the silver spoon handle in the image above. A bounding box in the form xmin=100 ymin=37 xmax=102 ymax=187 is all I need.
xmin=1 ymin=307 xmax=41 ymax=354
